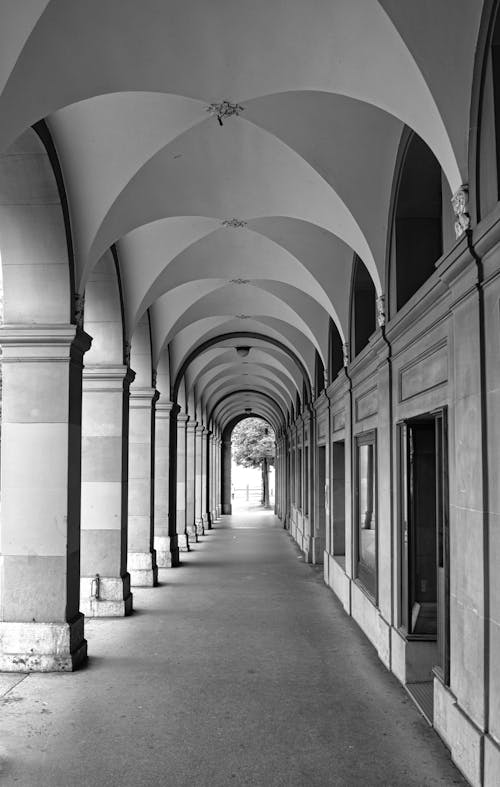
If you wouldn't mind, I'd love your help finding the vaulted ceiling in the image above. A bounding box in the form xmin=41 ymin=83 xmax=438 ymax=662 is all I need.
xmin=0 ymin=0 xmax=484 ymax=431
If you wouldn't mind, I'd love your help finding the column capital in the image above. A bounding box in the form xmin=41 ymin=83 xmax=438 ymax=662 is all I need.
xmin=156 ymin=399 xmax=175 ymax=415
xmin=0 ymin=323 xmax=92 ymax=361
xmin=177 ymin=413 xmax=189 ymax=424
xmin=186 ymin=420 xmax=198 ymax=433
xmin=83 ymin=364 xmax=135 ymax=391
xmin=129 ymin=387 xmax=159 ymax=407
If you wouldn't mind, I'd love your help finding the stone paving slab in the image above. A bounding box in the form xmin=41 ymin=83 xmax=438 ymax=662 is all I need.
xmin=0 ymin=508 xmax=467 ymax=786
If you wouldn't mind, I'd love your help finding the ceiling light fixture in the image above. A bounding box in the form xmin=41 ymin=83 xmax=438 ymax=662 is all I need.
xmin=236 ymin=346 xmax=251 ymax=357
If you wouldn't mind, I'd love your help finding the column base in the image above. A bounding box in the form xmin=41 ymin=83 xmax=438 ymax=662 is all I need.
xmin=80 ymin=575 xmax=133 ymax=617
xmin=195 ymin=518 xmax=205 ymax=536
xmin=177 ymin=534 xmax=190 ymax=552
xmin=0 ymin=614 xmax=87 ymax=672
xmin=155 ymin=535 xmax=173 ymax=568
xmin=202 ymin=513 xmax=210 ymax=530
xmin=186 ymin=524 xmax=198 ymax=544
xmin=128 ymin=552 xmax=158 ymax=587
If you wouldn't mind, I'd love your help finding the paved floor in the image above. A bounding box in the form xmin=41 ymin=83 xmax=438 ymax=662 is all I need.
xmin=0 ymin=509 xmax=466 ymax=786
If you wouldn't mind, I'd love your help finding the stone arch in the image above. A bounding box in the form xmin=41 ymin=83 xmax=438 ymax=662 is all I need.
xmin=221 ymin=413 xmax=275 ymax=515
xmin=0 ymin=124 xmax=74 ymax=324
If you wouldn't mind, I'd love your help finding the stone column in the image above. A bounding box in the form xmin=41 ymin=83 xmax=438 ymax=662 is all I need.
xmin=128 ymin=387 xmax=158 ymax=586
xmin=221 ymin=438 xmax=232 ymax=514
xmin=176 ymin=414 xmax=189 ymax=551
xmin=154 ymin=401 xmax=174 ymax=567
xmin=185 ymin=419 xmax=198 ymax=544
xmin=80 ymin=364 xmax=134 ymax=616
xmin=201 ymin=428 xmax=210 ymax=529
xmin=208 ymin=433 xmax=216 ymax=523
xmin=215 ymin=437 xmax=222 ymax=518
xmin=195 ymin=425 xmax=205 ymax=536
xmin=0 ymin=325 xmax=90 ymax=671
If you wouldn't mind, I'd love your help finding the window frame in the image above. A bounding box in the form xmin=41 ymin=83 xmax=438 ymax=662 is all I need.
xmin=353 ymin=430 xmax=378 ymax=602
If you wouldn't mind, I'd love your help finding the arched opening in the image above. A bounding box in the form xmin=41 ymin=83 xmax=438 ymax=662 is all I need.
xmin=350 ymin=256 xmax=376 ymax=359
xmin=328 ymin=318 xmax=344 ymax=385
xmin=390 ymin=132 xmax=444 ymax=313
xmin=222 ymin=416 xmax=275 ymax=514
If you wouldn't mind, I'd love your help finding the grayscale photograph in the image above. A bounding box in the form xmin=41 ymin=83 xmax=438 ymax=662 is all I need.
xmin=0 ymin=2 xmax=497 ymax=785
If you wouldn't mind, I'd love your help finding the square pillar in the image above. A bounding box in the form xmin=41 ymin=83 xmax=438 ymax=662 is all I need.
xmin=215 ymin=437 xmax=222 ymax=518
xmin=154 ymin=401 xmax=174 ymax=567
xmin=195 ymin=425 xmax=205 ymax=535
xmin=127 ymin=387 xmax=158 ymax=587
xmin=80 ymin=364 xmax=134 ymax=616
xmin=185 ymin=420 xmax=198 ymax=544
xmin=201 ymin=428 xmax=209 ymax=529
xmin=0 ymin=324 xmax=91 ymax=671
xmin=176 ymin=414 xmax=190 ymax=551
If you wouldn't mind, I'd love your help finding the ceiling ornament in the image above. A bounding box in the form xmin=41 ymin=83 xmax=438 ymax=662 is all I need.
xmin=229 ymin=278 xmax=250 ymax=284
xmin=235 ymin=314 xmax=250 ymax=319
xmin=221 ymin=218 xmax=248 ymax=229
xmin=451 ymin=185 xmax=470 ymax=239
xmin=342 ymin=342 xmax=350 ymax=367
xmin=206 ymin=100 xmax=245 ymax=126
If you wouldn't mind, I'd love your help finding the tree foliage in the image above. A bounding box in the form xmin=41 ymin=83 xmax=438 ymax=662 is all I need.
xmin=232 ymin=418 xmax=275 ymax=468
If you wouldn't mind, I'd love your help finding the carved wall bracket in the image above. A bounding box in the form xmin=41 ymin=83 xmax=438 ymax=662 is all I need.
xmin=451 ymin=184 xmax=471 ymax=239
xmin=376 ymin=295 xmax=386 ymax=328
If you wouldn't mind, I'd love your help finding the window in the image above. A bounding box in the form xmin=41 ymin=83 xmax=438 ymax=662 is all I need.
xmin=297 ymin=448 xmax=302 ymax=510
xmin=304 ymin=446 xmax=309 ymax=515
xmin=392 ymin=132 xmax=443 ymax=312
xmin=351 ymin=256 xmax=376 ymax=358
xmin=355 ymin=432 xmax=377 ymax=598
xmin=331 ymin=441 xmax=345 ymax=557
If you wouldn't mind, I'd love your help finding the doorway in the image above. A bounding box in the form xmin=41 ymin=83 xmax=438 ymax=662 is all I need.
xmin=399 ymin=410 xmax=449 ymax=681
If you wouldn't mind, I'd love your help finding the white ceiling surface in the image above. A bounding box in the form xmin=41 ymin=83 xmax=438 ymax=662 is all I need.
xmin=0 ymin=0 xmax=484 ymax=430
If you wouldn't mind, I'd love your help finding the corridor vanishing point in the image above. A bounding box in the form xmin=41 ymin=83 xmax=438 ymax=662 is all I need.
xmin=0 ymin=2 xmax=500 ymax=785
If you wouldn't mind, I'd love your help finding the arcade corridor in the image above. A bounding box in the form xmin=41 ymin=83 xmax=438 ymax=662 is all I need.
xmin=0 ymin=509 xmax=464 ymax=786
xmin=2 ymin=3 xmax=500 ymax=785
